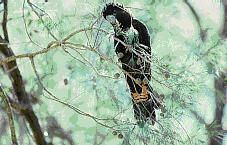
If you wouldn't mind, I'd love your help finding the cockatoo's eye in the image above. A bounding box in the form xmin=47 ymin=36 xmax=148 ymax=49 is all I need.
xmin=106 ymin=15 xmax=117 ymax=25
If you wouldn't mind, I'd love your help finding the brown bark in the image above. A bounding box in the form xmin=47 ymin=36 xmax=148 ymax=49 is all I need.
xmin=209 ymin=71 xmax=227 ymax=145
xmin=0 ymin=86 xmax=18 ymax=145
xmin=222 ymin=0 xmax=227 ymax=37
xmin=0 ymin=0 xmax=46 ymax=144
xmin=208 ymin=1 xmax=227 ymax=143
xmin=0 ymin=37 xmax=47 ymax=144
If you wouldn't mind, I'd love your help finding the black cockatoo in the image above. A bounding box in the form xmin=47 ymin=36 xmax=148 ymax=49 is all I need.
xmin=102 ymin=3 xmax=161 ymax=124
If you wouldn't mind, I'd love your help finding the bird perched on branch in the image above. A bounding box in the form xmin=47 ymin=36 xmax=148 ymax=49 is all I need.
xmin=102 ymin=3 xmax=161 ymax=125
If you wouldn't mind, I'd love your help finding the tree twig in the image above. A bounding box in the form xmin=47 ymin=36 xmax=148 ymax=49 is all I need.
xmin=184 ymin=0 xmax=206 ymax=41
xmin=0 ymin=38 xmax=47 ymax=144
xmin=0 ymin=86 xmax=18 ymax=145
xmin=2 ymin=0 xmax=9 ymax=42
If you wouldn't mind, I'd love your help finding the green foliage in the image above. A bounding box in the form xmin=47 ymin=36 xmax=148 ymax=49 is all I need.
xmin=0 ymin=0 xmax=226 ymax=145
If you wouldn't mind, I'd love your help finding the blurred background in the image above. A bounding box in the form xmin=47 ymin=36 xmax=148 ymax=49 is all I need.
xmin=0 ymin=0 xmax=226 ymax=144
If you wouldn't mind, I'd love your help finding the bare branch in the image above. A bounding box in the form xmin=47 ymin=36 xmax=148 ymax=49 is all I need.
xmin=26 ymin=0 xmax=58 ymax=40
xmin=0 ymin=86 xmax=18 ymax=145
xmin=0 ymin=36 xmax=47 ymax=144
xmin=221 ymin=0 xmax=227 ymax=37
xmin=2 ymin=0 xmax=9 ymax=42
xmin=184 ymin=0 xmax=206 ymax=41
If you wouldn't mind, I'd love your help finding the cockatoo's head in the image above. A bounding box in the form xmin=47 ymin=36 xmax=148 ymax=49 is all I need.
xmin=102 ymin=3 xmax=132 ymax=31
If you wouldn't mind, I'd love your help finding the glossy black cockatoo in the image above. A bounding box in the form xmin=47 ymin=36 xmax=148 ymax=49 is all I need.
xmin=102 ymin=3 xmax=161 ymax=124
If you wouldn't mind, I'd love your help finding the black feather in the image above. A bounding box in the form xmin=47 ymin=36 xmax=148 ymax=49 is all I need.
xmin=102 ymin=3 xmax=160 ymax=125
